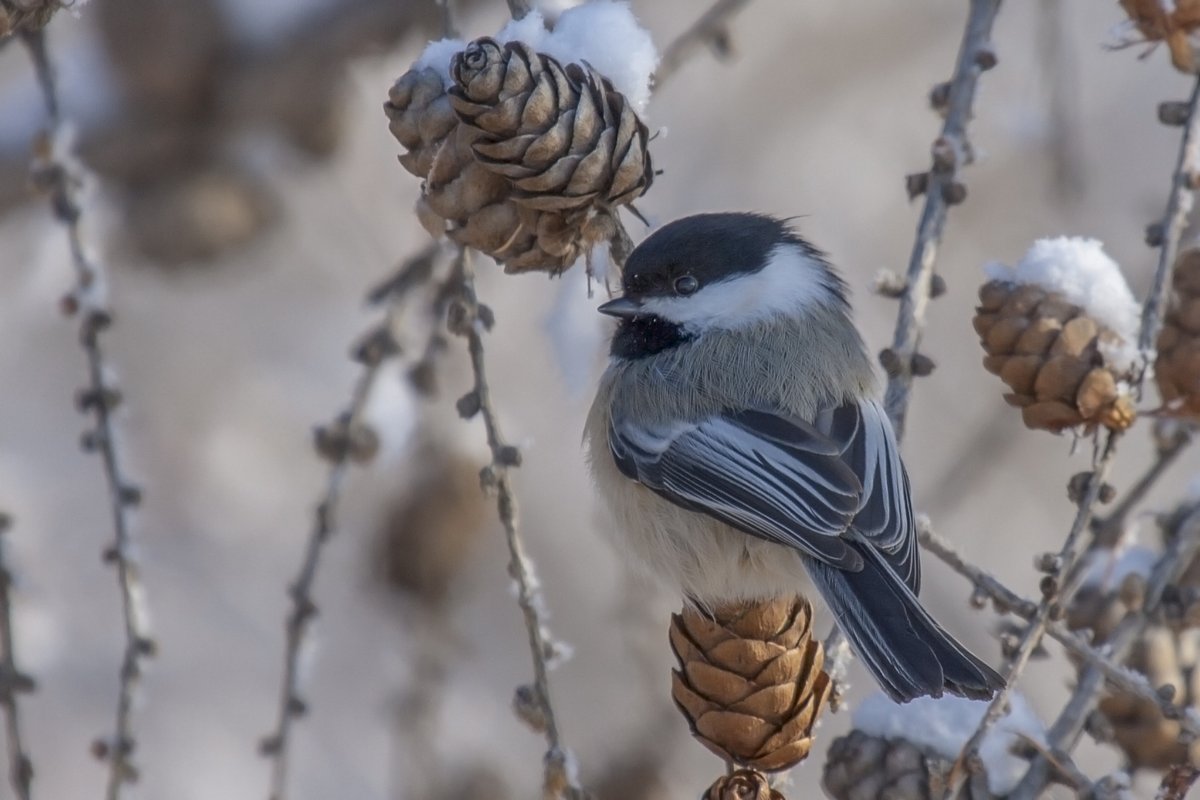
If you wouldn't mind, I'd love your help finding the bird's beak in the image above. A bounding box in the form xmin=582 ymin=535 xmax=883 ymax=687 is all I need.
xmin=598 ymin=296 xmax=644 ymax=319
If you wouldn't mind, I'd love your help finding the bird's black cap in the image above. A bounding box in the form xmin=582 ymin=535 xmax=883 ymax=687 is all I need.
xmin=620 ymin=212 xmax=818 ymax=299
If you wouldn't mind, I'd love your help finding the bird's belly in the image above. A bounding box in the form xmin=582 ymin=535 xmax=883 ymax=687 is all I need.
xmin=591 ymin=452 xmax=811 ymax=605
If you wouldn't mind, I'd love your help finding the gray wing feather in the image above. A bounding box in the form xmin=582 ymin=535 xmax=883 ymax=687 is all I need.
xmin=609 ymin=399 xmax=917 ymax=583
xmin=822 ymin=400 xmax=919 ymax=591
xmin=610 ymin=409 xmax=865 ymax=570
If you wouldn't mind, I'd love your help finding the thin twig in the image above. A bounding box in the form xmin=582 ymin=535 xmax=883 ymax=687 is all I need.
xmin=1156 ymin=764 xmax=1200 ymax=800
xmin=952 ymin=73 xmax=1200 ymax=792
xmin=1010 ymin=505 xmax=1200 ymax=800
xmin=1139 ymin=76 xmax=1200 ymax=359
xmin=991 ymin=73 xmax=1200 ymax=800
xmin=0 ymin=513 xmax=33 ymax=800
xmin=1090 ymin=421 xmax=1192 ymax=547
xmin=948 ymin=436 xmax=1120 ymax=794
xmin=505 ymin=0 xmax=531 ymax=21
xmin=882 ymin=0 xmax=1003 ymax=439
xmin=21 ymin=28 xmax=154 ymax=800
xmin=919 ymin=523 xmax=1200 ymax=740
xmin=446 ymin=246 xmax=580 ymax=799
xmin=653 ymin=0 xmax=755 ymax=87
xmin=260 ymin=245 xmax=439 ymax=800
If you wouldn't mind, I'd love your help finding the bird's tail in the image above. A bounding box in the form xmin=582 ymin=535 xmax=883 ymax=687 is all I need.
xmin=805 ymin=543 xmax=1005 ymax=703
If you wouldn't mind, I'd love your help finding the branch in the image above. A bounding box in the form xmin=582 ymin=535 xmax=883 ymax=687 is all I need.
xmin=852 ymin=0 xmax=1002 ymax=707
xmin=505 ymin=0 xmax=532 ymax=21
xmin=919 ymin=523 xmax=1200 ymax=741
xmin=981 ymin=73 xmax=1200 ymax=799
xmin=0 ymin=513 xmax=34 ymax=800
xmin=1156 ymin=764 xmax=1200 ymax=800
xmin=948 ymin=436 xmax=1120 ymax=789
xmin=1090 ymin=420 xmax=1192 ymax=547
xmin=653 ymin=0 xmax=756 ymax=88
xmin=20 ymin=28 xmax=155 ymax=800
xmin=1010 ymin=505 xmax=1200 ymax=799
xmin=260 ymin=244 xmax=438 ymax=800
xmin=446 ymin=246 xmax=581 ymax=799
xmin=882 ymin=0 xmax=1002 ymax=439
xmin=1139 ymin=76 xmax=1200 ymax=357
xmin=952 ymin=73 xmax=1200 ymax=792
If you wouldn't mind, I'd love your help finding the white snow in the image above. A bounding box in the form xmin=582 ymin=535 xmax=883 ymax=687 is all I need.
xmin=534 ymin=1 xmax=658 ymax=113
xmin=852 ymin=692 xmax=1046 ymax=795
xmin=984 ymin=237 xmax=1141 ymax=370
xmin=1080 ymin=543 xmax=1158 ymax=590
xmin=544 ymin=266 xmax=606 ymax=396
xmin=413 ymin=1 xmax=658 ymax=112
xmin=412 ymin=37 xmax=468 ymax=88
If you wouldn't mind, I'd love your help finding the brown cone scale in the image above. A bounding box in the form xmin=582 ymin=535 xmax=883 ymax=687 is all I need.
xmin=1119 ymin=0 xmax=1200 ymax=73
xmin=703 ymin=769 xmax=786 ymax=800
xmin=448 ymin=38 xmax=653 ymax=212
xmin=384 ymin=36 xmax=653 ymax=275
xmin=819 ymin=729 xmax=999 ymax=800
xmin=1156 ymin=247 xmax=1200 ymax=417
xmin=669 ymin=596 xmax=830 ymax=772
xmin=973 ymin=281 xmax=1136 ymax=433
xmin=1067 ymin=579 xmax=1200 ymax=770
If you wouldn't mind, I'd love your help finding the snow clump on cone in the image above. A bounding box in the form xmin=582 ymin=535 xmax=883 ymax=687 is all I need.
xmin=384 ymin=2 xmax=657 ymax=275
xmin=973 ymin=237 xmax=1140 ymax=433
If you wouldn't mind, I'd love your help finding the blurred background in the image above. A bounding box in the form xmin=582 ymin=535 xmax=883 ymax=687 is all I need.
xmin=1 ymin=1 xmax=1199 ymax=798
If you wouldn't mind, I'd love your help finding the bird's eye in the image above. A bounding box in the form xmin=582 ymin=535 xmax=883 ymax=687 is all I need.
xmin=674 ymin=275 xmax=699 ymax=295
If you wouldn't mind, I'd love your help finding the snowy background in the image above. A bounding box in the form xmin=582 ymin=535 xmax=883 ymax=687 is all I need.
xmin=1 ymin=1 xmax=1199 ymax=798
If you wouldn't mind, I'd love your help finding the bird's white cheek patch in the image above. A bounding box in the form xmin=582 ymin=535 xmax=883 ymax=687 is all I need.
xmin=638 ymin=243 xmax=835 ymax=332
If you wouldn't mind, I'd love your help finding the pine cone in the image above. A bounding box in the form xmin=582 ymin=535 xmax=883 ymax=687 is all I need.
xmin=1156 ymin=248 xmax=1200 ymax=417
xmin=669 ymin=596 xmax=830 ymax=772
xmin=1067 ymin=578 xmax=1200 ymax=770
xmin=0 ymin=0 xmax=65 ymax=37
xmin=1119 ymin=0 xmax=1200 ymax=73
xmin=973 ymin=281 xmax=1136 ymax=432
xmin=822 ymin=730 xmax=941 ymax=800
xmin=448 ymin=38 xmax=653 ymax=212
xmin=385 ymin=36 xmax=653 ymax=275
xmin=703 ymin=769 xmax=785 ymax=800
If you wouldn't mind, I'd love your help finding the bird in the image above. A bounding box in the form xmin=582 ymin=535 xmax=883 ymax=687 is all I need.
xmin=584 ymin=211 xmax=1004 ymax=703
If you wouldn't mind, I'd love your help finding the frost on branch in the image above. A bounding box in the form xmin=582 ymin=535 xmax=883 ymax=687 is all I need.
xmin=974 ymin=237 xmax=1140 ymax=433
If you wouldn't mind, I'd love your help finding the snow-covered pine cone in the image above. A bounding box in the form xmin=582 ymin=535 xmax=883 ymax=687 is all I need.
xmin=973 ymin=281 xmax=1136 ymax=433
xmin=1155 ymin=247 xmax=1200 ymax=417
xmin=669 ymin=596 xmax=830 ymax=772
xmin=448 ymin=38 xmax=653 ymax=212
xmin=384 ymin=35 xmax=653 ymax=274
xmin=1067 ymin=577 xmax=1200 ymax=770
xmin=1119 ymin=0 xmax=1200 ymax=73
xmin=823 ymin=730 xmax=946 ymax=800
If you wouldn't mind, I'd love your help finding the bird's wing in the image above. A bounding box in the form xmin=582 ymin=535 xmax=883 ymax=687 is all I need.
xmin=608 ymin=399 xmax=918 ymax=583
xmin=608 ymin=407 xmax=866 ymax=571
xmin=816 ymin=399 xmax=919 ymax=591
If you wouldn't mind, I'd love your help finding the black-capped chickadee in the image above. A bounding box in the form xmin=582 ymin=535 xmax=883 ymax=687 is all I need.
xmin=584 ymin=212 xmax=1004 ymax=703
